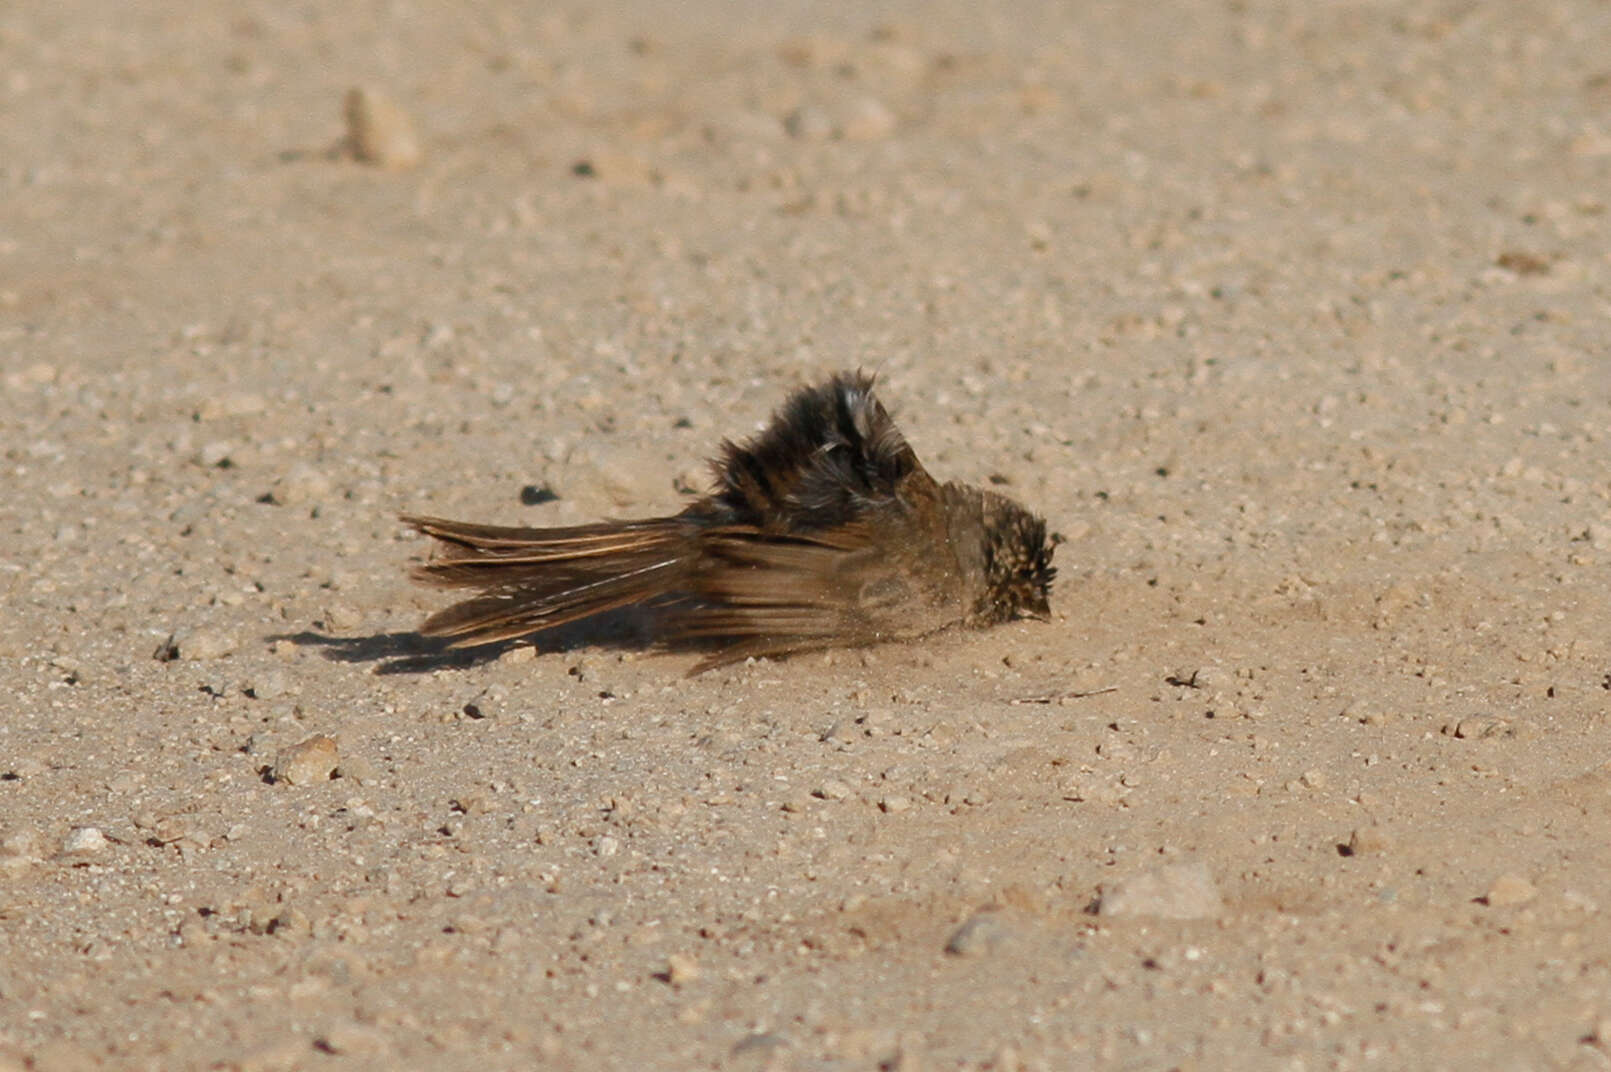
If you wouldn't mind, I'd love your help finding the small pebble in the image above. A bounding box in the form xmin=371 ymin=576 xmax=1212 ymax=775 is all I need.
xmin=344 ymin=87 xmax=423 ymax=170
xmin=270 ymin=906 xmax=312 ymax=937
xmin=564 ymin=443 xmax=669 ymax=510
xmin=182 ymin=628 xmax=237 ymax=661
xmin=61 ymin=826 xmax=109 ymax=856
xmin=8 ymin=757 xmax=45 ymax=780
xmin=247 ymin=670 xmax=291 ymax=701
xmin=944 ymin=911 xmax=1014 ymax=957
xmin=322 ymin=601 xmax=363 ymax=633
xmin=879 ymin=794 xmax=912 ymax=813
xmin=197 ymin=391 xmax=267 ymax=421
xmin=731 ymin=1033 xmax=792 ymax=1063
xmin=783 ymin=105 xmax=834 ymax=140
xmin=336 ymin=755 xmax=379 ymax=785
xmin=451 ymin=791 xmax=493 ymax=816
xmin=1345 ymin=826 xmax=1390 ymax=856
xmin=316 ymin=1021 xmax=389 ymax=1057
xmin=840 ymin=95 xmax=896 ymax=140
xmin=1485 ymin=873 xmax=1537 ymax=907
xmin=1180 ymin=665 xmax=1232 ymax=690
xmin=271 ymin=735 xmax=340 ymax=786
xmin=196 ymin=440 xmax=236 ymax=468
xmin=8 ymin=360 xmax=57 ymax=387
xmin=2 ymin=829 xmax=42 ymax=858
xmin=270 ymin=463 xmax=332 ymax=506
xmin=1564 ymin=888 xmax=1599 ymax=912
xmin=1098 ymin=861 xmax=1222 ymax=920
xmin=569 ymin=150 xmax=656 ymax=187
xmin=814 ymin=780 xmax=852 ymax=801
xmin=663 ymin=953 xmax=701 ymax=985
xmin=1448 ymin=715 xmax=1511 ymax=739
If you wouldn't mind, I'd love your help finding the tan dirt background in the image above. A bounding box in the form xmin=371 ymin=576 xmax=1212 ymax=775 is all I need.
xmin=5 ymin=1 xmax=1611 ymax=1069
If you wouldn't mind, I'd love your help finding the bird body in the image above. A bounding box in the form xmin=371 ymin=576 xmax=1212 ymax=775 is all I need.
xmin=404 ymin=372 xmax=1054 ymax=671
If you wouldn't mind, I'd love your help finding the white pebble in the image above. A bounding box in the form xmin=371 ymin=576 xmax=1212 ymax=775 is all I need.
xmin=182 ymin=628 xmax=237 ymax=661
xmin=344 ymin=87 xmax=423 ymax=170
xmin=61 ymin=826 xmax=109 ymax=856
xmin=1098 ymin=861 xmax=1222 ymax=920
xmin=1485 ymin=873 xmax=1537 ymax=907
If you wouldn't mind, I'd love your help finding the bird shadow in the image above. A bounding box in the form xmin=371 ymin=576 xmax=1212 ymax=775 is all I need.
xmin=273 ymin=608 xmax=658 ymax=674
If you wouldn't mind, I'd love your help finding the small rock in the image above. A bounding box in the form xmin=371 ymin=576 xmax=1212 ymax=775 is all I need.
xmin=270 ymin=463 xmax=332 ymax=506
xmin=1448 ymin=715 xmax=1512 ymax=739
xmin=197 ymin=391 xmax=267 ymax=421
xmin=451 ymin=792 xmax=493 ymax=816
xmin=879 ymin=794 xmax=911 ymax=813
xmin=344 ymin=87 xmax=423 ymax=170
xmin=564 ymin=443 xmax=669 ymax=510
xmin=2 ymin=828 xmax=42 ymax=858
xmin=1172 ymin=665 xmax=1231 ymax=690
xmin=196 ymin=440 xmax=236 ymax=468
xmin=708 ymin=108 xmax=785 ymax=142
xmin=840 ymin=95 xmax=896 ymax=140
xmin=1484 ymin=873 xmax=1537 ymax=907
xmin=1300 ymin=769 xmax=1328 ymax=790
xmin=247 ymin=670 xmax=291 ymax=701
xmin=60 ymin=827 xmax=109 ymax=856
xmin=595 ymin=835 xmax=620 ymax=858
xmin=1344 ymin=826 xmax=1390 ymax=856
xmin=235 ymin=1039 xmax=306 ymax=1072
xmin=271 ymin=735 xmax=340 ymax=786
xmin=8 ymin=360 xmax=57 ymax=387
xmin=316 ymin=1021 xmax=389 ymax=1057
xmin=25 ymin=1042 xmax=96 ymax=1072
xmin=814 ymin=780 xmax=852 ymax=801
xmin=322 ymin=601 xmax=363 ymax=632
xmin=944 ymin=911 xmax=1014 ymax=957
xmin=1098 ymin=861 xmax=1222 ymax=920
xmin=269 ymin=905 xmax=312 ymax=937
xmin=731 ymin=1033 xmax=792 ymax=1064
xmin=784 ymin=105 xmax=834 ymax=140
xmin=1564 ymin=888 xmax=1599 ymax=913
xmin=181 ymin=627 xmax=237 ymax=661
xmin=7 ymin=757 xmax=45 ymax=780
xmin=569 ymin=149 xmax=656 ymax=187
xmin=663 ymin=953 xmax=700 ymax=985
xmin=336 ymin=754 xmax=379 ymax=786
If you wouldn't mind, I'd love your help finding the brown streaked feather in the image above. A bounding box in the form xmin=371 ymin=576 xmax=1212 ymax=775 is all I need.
xmin=404 ymin=514 xmax=685 ymax=567
xmin=419 ymin=554 xmax=687 ymax=645
xmin=660 ymin=534 xmax=881 ymax=664
xmin=404 ymin=513 xmax=695 ymax=646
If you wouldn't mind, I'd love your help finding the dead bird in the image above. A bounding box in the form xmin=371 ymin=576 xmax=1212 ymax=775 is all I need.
xmin=402 ymin=371 xmax=1056 ymax=672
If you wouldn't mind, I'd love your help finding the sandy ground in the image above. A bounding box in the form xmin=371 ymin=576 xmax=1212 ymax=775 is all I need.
xmin=4 ymin=1 xmax=1611 ymax=1069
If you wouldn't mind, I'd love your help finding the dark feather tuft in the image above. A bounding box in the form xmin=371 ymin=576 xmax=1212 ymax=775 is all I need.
xmin=710 ymin=371 xmax=922 ymax=533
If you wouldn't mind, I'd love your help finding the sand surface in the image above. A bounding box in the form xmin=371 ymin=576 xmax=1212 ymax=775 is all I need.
xmin=5 ymin=2 xmax=1611 ymax=1069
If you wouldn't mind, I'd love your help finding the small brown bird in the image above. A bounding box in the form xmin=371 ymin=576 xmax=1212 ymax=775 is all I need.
xmin=403 ymin=372 xmax=1055 ymax=672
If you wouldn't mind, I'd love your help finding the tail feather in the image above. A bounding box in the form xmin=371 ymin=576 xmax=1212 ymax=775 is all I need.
xmin=419 ymin=557 xmax=686 ymax=645
xmin=403 ymin=514 xmax=693 ymax=646
xmin=403 ymin=514 xmax=681 ymax=567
